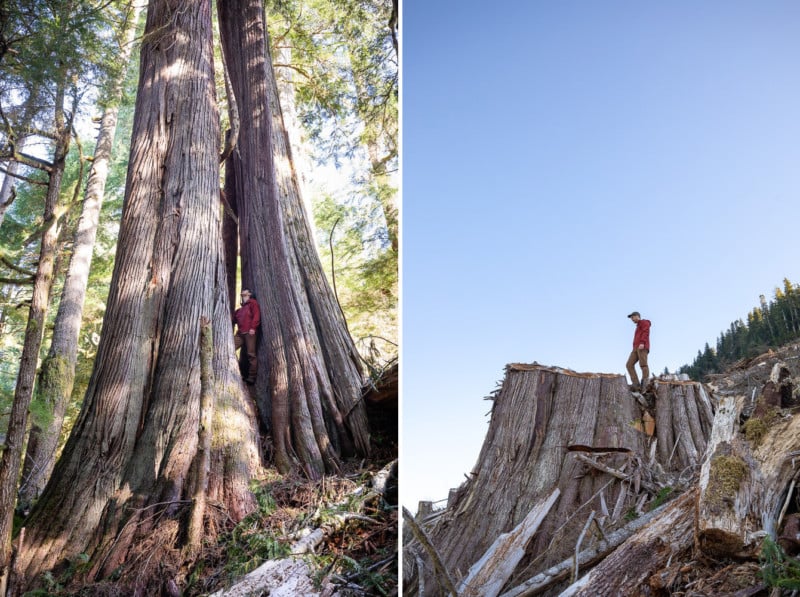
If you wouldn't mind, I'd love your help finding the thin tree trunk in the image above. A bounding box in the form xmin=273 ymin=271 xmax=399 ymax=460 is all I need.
xmin=16 ymin=1 xmax=259 ymax=590
xmin=341 ymin=12 xmax=398 ymax=255
xmin=0 ymin=86 xmax=70 ymax=585
xmin=186 ymin=317 xmax=214 ymax=556
xmin=0 ymin=88 xmax=41 ymax=229
xmin=0 ymin=159 xmax=19 ymax=227
xmin=18 ymin=2 xmax=142 ymax=506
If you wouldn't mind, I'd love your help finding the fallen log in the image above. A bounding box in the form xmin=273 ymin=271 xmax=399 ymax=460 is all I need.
xmin=558 ymin=489 xmax=696 ymax=596
xmin=208 ymin=558 xmax=331 ymax=596
xmin=696 ymin=393 xmax=750 ymax=555
xmin=499 ymin=491 xmax=694 ymax=597
xmin=697 ymin=369 xmax=800 ymax=557
xmin=458 ymin=489 xmax=559 ymax=597
xmin=288 ymin=461 xmax=396 ymax=555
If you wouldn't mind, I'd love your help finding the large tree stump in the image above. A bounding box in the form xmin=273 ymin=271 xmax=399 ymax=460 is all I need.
xmin=408 ymin=365 xmax=716 ymax=596
xmin=421 ymin=365 xmax=649 ymax=592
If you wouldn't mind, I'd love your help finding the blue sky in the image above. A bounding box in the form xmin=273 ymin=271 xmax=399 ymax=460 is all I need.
xmin=402 ymin=1 xmax=800 ymax=512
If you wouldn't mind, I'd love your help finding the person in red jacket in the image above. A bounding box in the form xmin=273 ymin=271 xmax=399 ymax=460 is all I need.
xmin=233 ymin=288 xmax=260 ymax=384
xmin=626 ymin=311 xmax=651 ymax=392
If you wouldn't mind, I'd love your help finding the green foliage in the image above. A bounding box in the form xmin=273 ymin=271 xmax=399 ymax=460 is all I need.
xmin=217 ymin=483 xmax=290 ymax=580
xmin=266 ymin=0 xmax=397 ymax=165
xmin=267 ymin=0 xmax=398 ymax=367
xmin=314 ymin=194 xmax=397 ymax=367
xmin=651 ymin=486 xmax=673 ymax=510
xmin=623 ymin=507 xmax=639 ymax=522
xmin=22 ymin=552 xmax=90 ymax=595
xmin=311 ymin=549 xmax=397 ymax=596
xmin=760 ymin=537 xmax=800 ymax=589
xmin=680 ymin=279 xmax=800 ymax=379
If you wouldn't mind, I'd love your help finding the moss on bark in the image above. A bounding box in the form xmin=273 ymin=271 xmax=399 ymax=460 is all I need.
xmin=706 ymin=454 xmax=748 ymax=514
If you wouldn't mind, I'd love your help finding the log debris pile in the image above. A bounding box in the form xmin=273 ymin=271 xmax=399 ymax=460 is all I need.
xmin=404 ymin=350 xmax=800 ymax=596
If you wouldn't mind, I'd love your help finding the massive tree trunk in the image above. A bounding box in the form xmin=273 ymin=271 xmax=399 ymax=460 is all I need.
xmin=407 ymin=364 xmax=714 ymax=596
xmin=15 ymin=0 xmax=260 ymax=591
xmin=0 ymin=79 xmax=71 ymax=587
xmin=265 ymin=33 xmax=369 ymax=458
xmin=19 ymin=2 xmax=143 ymax=507
xmin=217 ymin=0 xmax=367 ymax=479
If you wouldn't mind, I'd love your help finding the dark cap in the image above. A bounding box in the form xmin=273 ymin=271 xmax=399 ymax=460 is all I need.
xmin=627 ymin=311 xmax=640 ymax=318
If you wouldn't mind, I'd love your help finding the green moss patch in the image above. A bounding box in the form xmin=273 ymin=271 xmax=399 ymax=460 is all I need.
xmin=706 ymin=454 xmax=748 ymax=514
xmin=743 ymin=407 xmax=779 ymax=448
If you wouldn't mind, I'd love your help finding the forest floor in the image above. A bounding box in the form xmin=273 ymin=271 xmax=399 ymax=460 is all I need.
xmin=36 ymin=452 xmax=398 ymax=597
xmin=30 ymin=368 xmax=399 ymax=597
xmin=189 ymin=454 xmax=399 ymax=596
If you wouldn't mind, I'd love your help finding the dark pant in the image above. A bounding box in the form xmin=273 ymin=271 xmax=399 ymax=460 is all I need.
xmin=234 ymin=333 xmax=257 ymax=381
xmin=626 ymin=348 xmax=649 ymax=386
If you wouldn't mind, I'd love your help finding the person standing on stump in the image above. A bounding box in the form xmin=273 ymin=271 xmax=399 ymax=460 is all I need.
xmin=626 ymin=311 xmax=651 ymax=392
xmin=233 ymin=288 xmax=260 ymax=384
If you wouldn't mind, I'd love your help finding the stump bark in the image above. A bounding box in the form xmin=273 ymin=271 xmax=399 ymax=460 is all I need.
xmin=653 ymin=380 xmax=714 ymax=472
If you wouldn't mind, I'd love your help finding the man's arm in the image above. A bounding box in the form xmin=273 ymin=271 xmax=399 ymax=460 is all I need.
xmin=249 ymin=300 xmax=261 ymax=335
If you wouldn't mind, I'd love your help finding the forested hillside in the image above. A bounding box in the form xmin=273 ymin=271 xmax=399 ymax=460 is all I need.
xmin=0 ymin=1 xmax=397 ymax=594
xmin=680 ymin=278 xmax=800 ymax=380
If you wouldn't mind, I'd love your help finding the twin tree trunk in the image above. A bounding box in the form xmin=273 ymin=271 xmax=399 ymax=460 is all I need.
xmin=16 ymin=0 xmax=260 ymax=588
xmin=218 ymin=0 xmax=368 ymax=479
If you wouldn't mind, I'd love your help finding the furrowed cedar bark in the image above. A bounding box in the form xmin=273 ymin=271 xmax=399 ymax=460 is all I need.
xmin=265 ymin=35 xmax=369 ymax=457
xmin=218 ymin=0 xmax=367 ymax=478
xmin=15 ymin=0 xmax=259 ymax=588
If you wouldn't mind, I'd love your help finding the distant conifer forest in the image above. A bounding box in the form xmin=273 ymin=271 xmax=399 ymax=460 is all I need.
xmin=679 ymin=278 xmax=800 ymax=380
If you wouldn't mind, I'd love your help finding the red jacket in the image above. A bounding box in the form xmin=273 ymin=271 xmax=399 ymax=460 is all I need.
xmin=233 ymin=298 xmax=261 ymax=334
xmin=633 ymin=319 xmax=651 ymax=350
